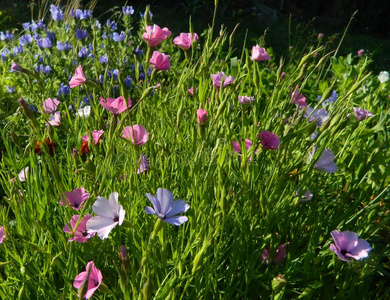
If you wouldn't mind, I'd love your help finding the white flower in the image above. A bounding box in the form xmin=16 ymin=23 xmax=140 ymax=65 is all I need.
xmin=76 ymin=105 xmax=91 ymax=118
xmin=18 ymin=167 xmax=29 ymax=182
xmin=86 ymin=192 xmax=125 ymax=239
xmin=378 ymin=71 xmax=389 ymax=83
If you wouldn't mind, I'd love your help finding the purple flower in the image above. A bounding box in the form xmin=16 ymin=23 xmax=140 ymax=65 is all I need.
xmin=304 ymin=106 xmax=329 ymax=128
xmin=6 ymin=86 xmax=16 ymax=93
xmin=106 ymin=19 xmax=117 ymax=30
xmin=238 ymin=96 xmax=255 ymax=104
xmin=0 ymin=31 xmax=14 ymax=41
xmin=125 ymin=76 xmax=132 ymax=87
xmin=210 ymin=72 xmax=234 ymax=90
xmin=1 ymin=48 xmax=10 ymax=61
xmin=71 ymin=9 xmax=92 ymax=20
xmin=133 ymin=46 xmax=143 ymax=56
xmin=37 ymin=38 xmax=52 ymax=48
xmin=145 ymin=188 xmax=190 ymax=226
xmin=122 ymin=6 xmax=134 ymax=15
xmin=353 ymin=107 xmax=373 ymax=121
xmin=309 ymin=147 xmax=337 ymax=173
xmin=112 ymin=31 xmax=126 ymax=42
xmin=330 ymin=230 xmax=372 ymax=262
xmin=86 ymin=192 xmax=125 ymax=240
xmin=261 ymin=243 xmax=288 ymax=264
xmin=75 ymin=29 xmax=88 ymax=40
xmin=137 ymin=154 xmax=149 ymax=174
xmin=257 ymin=130 xmax=280 ymax=150
xmin=78 ymin=46 xmax=90 ymax=58
xmin=63 ymin=215 xmax=95 ymax=243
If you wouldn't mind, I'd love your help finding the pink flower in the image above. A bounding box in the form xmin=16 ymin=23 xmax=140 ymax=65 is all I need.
xmin=63 ymin=215 xmax=95 ymax=243
xmin=100 ymin=96 xmax=132 ymax=115
xmin=261 ymin=243 xmax=288 ymax=264
xmin=18 ymin=167 xmax=29 ymax=182
xmin=251 ymin=45 xmax=271 ymax=61
xmin=290 ymin=86 xmax=307 ymax=107
xmin=48 ymin=111 xmax=61 ymax=126
xmin=238 ymin=96 xmax=255 ymax=104
xmin=197 ymin=108 xmax=208 ymax=125
xmin=73 ymin=261 xmax=102 ymax=299
xmin=257 ymin=130 xmax=280 ymax=150
xmin=188 ymin=87 xmax=194 ymax=96
xmin=43 ymin=98 xmax=60 ymax=113
xmin=143 ymin=24 xmax=171 ymax=48
xmin=0 ymin=226 xmax=4 ymax=244
xmin=137 ymin=154 xmax=149 ymax=174
xmin=69 ymin=65 xmax=86 ymax=88
xmin=10 ymin=62 xmax=24 ymax=72
xmin=86 ymin=192 xmax=125 ymax=239
xmin=357 ymin=49 xmax=365 ymax=57
xmin=281 ymin=72 xmax=286 ymax=79
xmin=210 ymin=72 xmax=234 ymax=90
xmin=173 ymin=32 xmax=199 ymax=50
xmin=149 ymin=51 xmax=170 ymax=71
xmin=81 ymin=130 xmax=104 ymax=145
xmin=330 ymin=230 xmax=372 ymax=262
xmin=318 ymin=33 xmax=324 ymax=39
xmin=122 ymin=125 xmax=149 ymax=145
xmin=60 ymin=187 xmax=90 ymax=210
xmin=353 ymin=107 xmax=373 ymax=121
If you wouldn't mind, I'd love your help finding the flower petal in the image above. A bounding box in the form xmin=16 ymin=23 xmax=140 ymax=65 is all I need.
xmin=92 ymin=196 xmax=115 ymax=219
xmin=86 ymin=216 xmax=117 ymax=239
xmin=156 ymin=188 xmax=174 ymax=215
xmin=163 ymin=215 xmax=188 ymax=226
xmin=165 ymin=200 xmax=190 ymax=218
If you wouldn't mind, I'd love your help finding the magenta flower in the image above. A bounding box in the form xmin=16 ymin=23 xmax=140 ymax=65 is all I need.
xmin=210 ymin=72 xmax=234 ymax=90
xmin=0 ymin=226 xmax=4 ymax=244
xmin=81 ymin=130 xmax=104 ymax=145
xmin=353 ymin=107 xmax=373 ymax=121
xmin=86 ymin=192 xmax=125 ymax=240
xmin=258 ymin=131 xmax=280 ymax=150
xmin=290 ymin=86 xmax=307 ymax=107
xmin=251 ymin=45 xmax=271 ymax=61
xmin=137 ymin=154 xmax=149 ymax=174
xmin=188 ymin=87 xmax=194 ymax=96
xmin=47 ymin=111 xmax=61 ymax=126
xmin=73 ymin=261 xmax=102 ymax=299
xmin=60 ymin=187 xmax=90 ymax=210
xmin=309 ymin=147 xmax=337 ymax=173
xmin=122 ymin=125 xmax=149 ymax=145
xmin=143 ymin=24 xmax=172 ymax=48
xmin=173 ymin=32 xmax=199 ymax=50
xmin=330 ymin=230 xmax=372 ymax=262
xmin=238 ymin=96 xmax=255 ymax=104
xmin=149 ymin=51 xmax=170 ymax=71
xmin=232 ymin=139 xmax=253 ymax=154
xmin=318 ymin=33 xmax=324 ymax=39
xmin=261 ymin=243 xmax=288 ymax=264
xmin=100 ymin=96 xmax=132 ymax=115
xmin=145 ymin=188 xmax=190 ymax=226
xmin=69 ymin=65 xmax=86 ymax=88
xmin=197 ymin=108 xmax=208 ymax=125
xmin=43 ymin=98 xmax=60 ymax=113
xmin=357 ymin=49 xmax=365 ymax=57
xmin=63 ymin=215 xmax=95 ymax=243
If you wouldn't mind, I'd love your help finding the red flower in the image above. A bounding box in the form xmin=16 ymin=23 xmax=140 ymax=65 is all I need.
xmin=80 ymin=140 xmax=90 ymax=156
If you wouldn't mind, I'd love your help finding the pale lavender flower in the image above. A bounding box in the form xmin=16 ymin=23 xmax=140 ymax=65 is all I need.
xmin=330 ymin=230 xmax=372 ymax=262
xmin=238 ymin=96 xmax=255 ymax=104
xmin=87 ymin=192 xmax=125 ymax=239
xmin=309 ymin=147 xmax=337 ymax=173
xmin=145 ymin=188 xmax=190 ymax=226
xmin=353 ymin=107 xmax=373 ymax=121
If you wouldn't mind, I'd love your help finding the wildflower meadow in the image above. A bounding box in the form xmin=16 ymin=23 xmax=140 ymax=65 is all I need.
xmin=0 ymin=2 xmax=389 ymax=299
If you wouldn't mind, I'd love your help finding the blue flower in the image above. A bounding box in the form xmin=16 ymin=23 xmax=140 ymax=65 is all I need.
xmin=99 ymin=74 xmax=104 ymax=84
xmin=133 ymin=46 xmax=143 ymax=56
xmin=99 ymin=54 xmax=108 ymax=64
xmin=6 ymin=86 xmax=16 ymax=93
xmin=112 ymin=31 xmax=126 ymax=42
xmin=122 ymin=6 xmax=134 ymax=15
xmin=19 ymin=34 xmax=33 ymax=45
xmin=45 ymin=30 xmax=56 ymax=41
xmin=36 ymin=38 xmax=52 ymax=48
xmin=75 ymin=29 xmax=88 ymax=40
xmin=145 ymin=188 xmax=190 ymax=226
xmin=78 ymin=46 xmax=90 ymax=58
xmin=140 ymin=11 xmax=153 ymax=20
xmin=50 ymin=5 xmax=64 ymax=21
xmin=0 ymin=31 xmax=14 ymax=41
xmin=57 ymin=41 xmax=72 ymax=51
xmin=1 ymin=48 xmax=10 ymax=61
xmin=106 ymin=19 xmax=117 ymax=30
xmin=318 ymin=90 xmax=338 ymax=107
xmin=58 ymin=83 xmax=70 ymax=97
xmin=125 ymin=76 xmax=132 ymax=87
